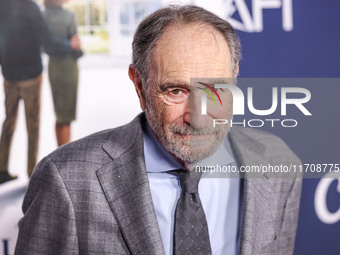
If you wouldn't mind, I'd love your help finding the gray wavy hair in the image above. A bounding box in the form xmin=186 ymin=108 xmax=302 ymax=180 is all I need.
xmin=131 ymin=5 xmax=241 ymax=87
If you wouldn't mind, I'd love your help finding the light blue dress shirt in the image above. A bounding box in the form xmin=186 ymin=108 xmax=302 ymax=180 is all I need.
xmin=143 ymin=123 xmax=240 ymax=255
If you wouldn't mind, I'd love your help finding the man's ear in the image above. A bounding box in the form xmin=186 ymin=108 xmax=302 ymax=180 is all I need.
xmin=234 ymin=62 xmax=239 ymax=77
xmin=128 ymin=65 xmax=146 ymax=110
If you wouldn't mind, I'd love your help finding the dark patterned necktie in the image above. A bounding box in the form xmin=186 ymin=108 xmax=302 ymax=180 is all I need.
xmin=168 ymin=169 xmax=212 ymax=255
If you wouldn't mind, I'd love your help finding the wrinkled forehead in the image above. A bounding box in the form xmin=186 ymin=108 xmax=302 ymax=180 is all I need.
xmin=148 ymin=23 xmax=233 ymax=86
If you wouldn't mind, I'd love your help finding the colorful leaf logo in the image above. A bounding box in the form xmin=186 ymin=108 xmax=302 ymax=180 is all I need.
xmin=197 ymin=82 xmax=223 ymax=106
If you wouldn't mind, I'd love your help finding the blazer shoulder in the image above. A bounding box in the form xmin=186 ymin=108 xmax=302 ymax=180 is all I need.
xmin=47 ymin=128 xmax=114 ymax=163
xmin=43 ymin=114 xmax=144 ymax=167
xmin=29 ymin=115 xmax=144 ymax=200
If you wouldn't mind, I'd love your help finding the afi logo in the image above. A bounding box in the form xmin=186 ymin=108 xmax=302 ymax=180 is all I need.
xmin=225 ymin=0 xmax=293 ymax=32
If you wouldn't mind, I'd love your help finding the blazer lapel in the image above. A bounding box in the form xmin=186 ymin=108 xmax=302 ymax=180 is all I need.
xmin=229 ymin=127 xmax=277 ymax=254
xmin=97 ymin=115 xmax=165 ymax=255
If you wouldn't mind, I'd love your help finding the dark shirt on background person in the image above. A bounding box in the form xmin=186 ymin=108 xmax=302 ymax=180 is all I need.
xmin=0 ymin=0 xmax=76 ymax=82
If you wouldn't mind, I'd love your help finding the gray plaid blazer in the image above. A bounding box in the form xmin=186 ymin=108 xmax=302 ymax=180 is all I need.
xmin=15 ymin=114 xmax=302 ymax=255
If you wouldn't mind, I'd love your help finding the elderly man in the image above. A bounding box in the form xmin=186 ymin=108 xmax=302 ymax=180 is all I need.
xmin=15 ymin=5 xmax=301 ymax=255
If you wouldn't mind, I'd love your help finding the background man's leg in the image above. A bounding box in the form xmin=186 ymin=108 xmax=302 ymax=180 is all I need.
xmin=21 ymin=75 xmax=42 ymax=177
xmin=0 ymin=80 xmax=20 ymax=183
xmin=55 ymin=123 xmax=71 ymax=146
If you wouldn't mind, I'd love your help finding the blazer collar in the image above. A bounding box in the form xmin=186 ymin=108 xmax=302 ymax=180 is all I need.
xmin=97 ymin=113 xmax=166 ymax=255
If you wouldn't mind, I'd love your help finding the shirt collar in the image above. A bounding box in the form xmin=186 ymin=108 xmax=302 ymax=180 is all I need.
xmin=143 ymin=121 xmax=235 ymax=173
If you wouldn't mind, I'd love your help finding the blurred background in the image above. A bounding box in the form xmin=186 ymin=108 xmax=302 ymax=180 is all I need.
xmin=0 ymin=0 xmax=339 ymax=254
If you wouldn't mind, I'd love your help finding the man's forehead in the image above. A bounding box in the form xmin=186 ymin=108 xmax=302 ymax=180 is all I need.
xmin=148 ymin=23 xmax=233 ymax=86
xmin=155 ymin=23 xmax=227 ymax=51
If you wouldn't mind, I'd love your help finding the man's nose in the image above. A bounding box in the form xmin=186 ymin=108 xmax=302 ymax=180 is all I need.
xmin=183 ymin=92 xmax=210 ymax=129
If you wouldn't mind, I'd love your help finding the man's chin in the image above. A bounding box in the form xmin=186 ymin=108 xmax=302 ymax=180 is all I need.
xmin=166 ymin=135 xmax=226 ymax=165
xmin=149 ymin=121 xmax=229 ymax=165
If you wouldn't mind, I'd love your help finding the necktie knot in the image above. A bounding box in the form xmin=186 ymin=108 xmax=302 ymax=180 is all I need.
xmin=168 ymin=169 xmax=202 ymax=193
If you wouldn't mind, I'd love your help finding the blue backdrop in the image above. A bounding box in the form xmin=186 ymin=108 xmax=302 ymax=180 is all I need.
xmin=227 ymin=0 xmax=340 ymax=254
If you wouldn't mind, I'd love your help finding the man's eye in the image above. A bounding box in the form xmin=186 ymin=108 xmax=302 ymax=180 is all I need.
xmin=170 ymin=89 xmax=182 ymax=95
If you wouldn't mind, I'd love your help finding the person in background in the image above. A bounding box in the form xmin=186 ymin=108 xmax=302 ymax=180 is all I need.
xmin=44 ymin=0 xmax=83 ymax=146
xmin=0 ymin=0 xmax=81 ymax=184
